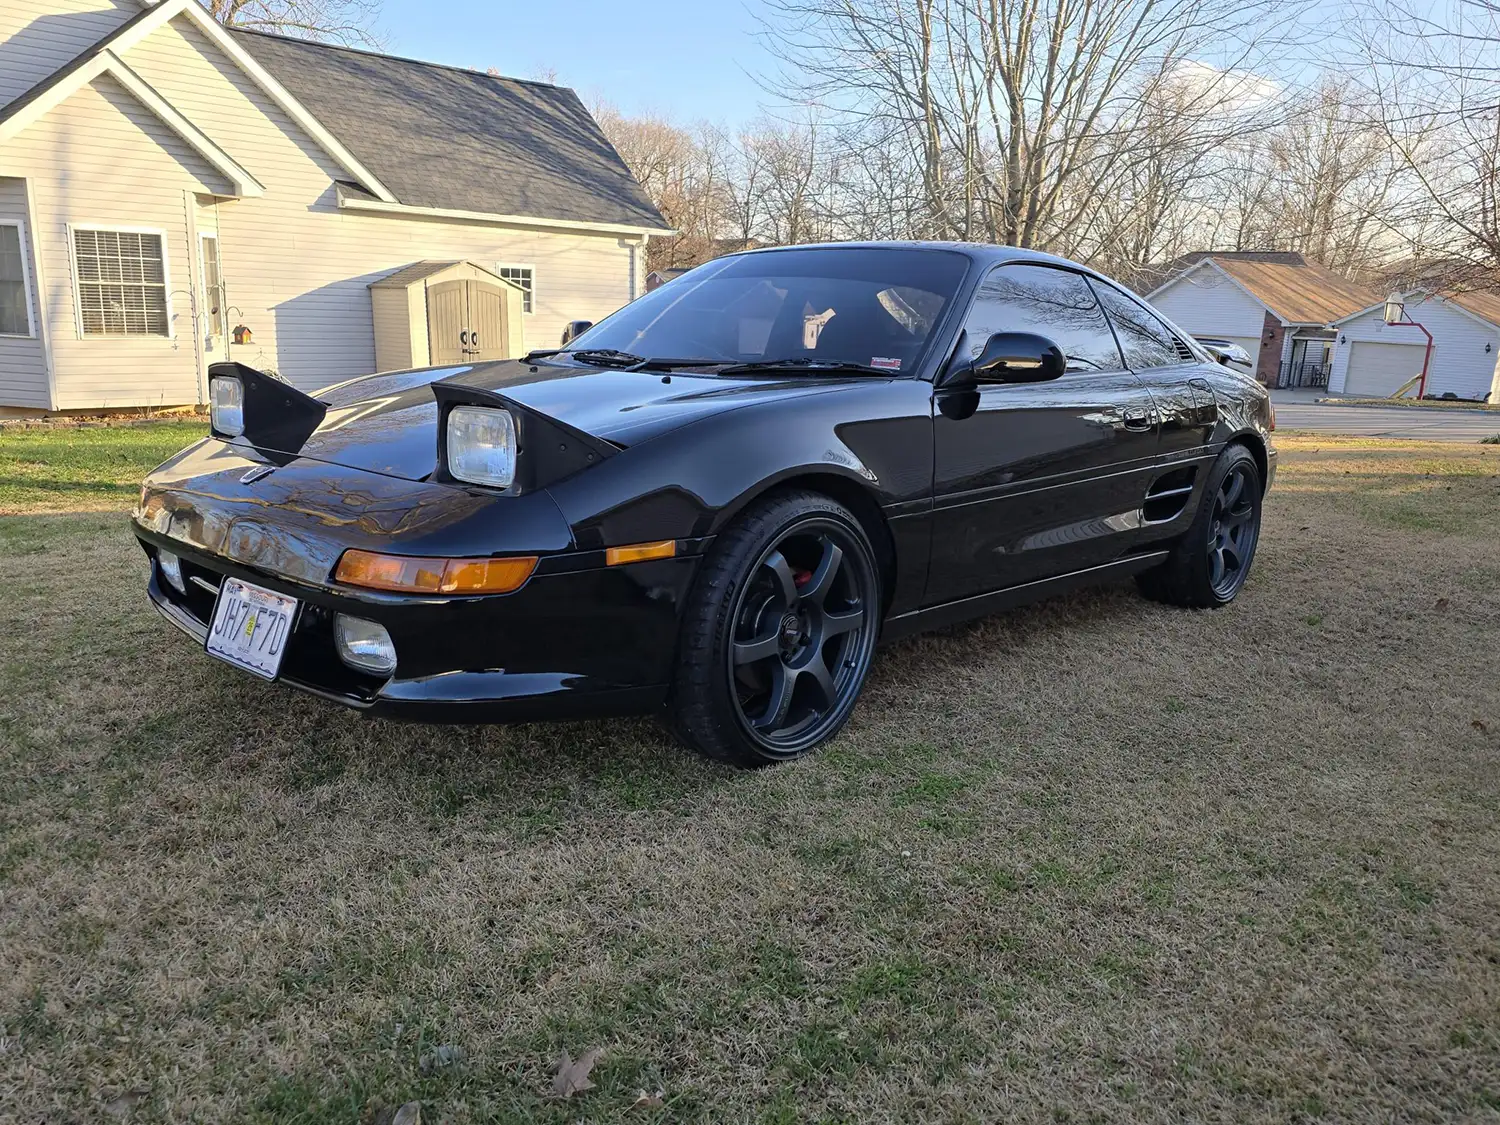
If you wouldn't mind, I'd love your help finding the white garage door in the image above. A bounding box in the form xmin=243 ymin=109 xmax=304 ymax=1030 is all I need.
xmin=1345 ymin=341 xmax=1428 ymax=397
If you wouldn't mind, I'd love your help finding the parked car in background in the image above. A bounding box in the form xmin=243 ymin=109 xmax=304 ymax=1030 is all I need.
xmin=133 ymin=243 xmax=1275 ymax=766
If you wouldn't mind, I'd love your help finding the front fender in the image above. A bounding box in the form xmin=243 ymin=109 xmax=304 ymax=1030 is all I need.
xmin=543 ymin=379 xmax=936 ymax=548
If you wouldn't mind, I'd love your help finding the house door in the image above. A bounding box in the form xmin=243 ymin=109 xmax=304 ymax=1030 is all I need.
xmin=426 ymin=279 xmax=509 ymax=364
xmin=199 ymin=234 xmax=228 ymax=365
xmin=427 ymin=280 xmax=469 ymax=364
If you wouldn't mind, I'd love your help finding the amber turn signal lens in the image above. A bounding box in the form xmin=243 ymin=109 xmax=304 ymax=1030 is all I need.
xmin=605 ymin=540 xmax=677 ymax=566
xmin=334 ymin=550 xmax=537 ymax=594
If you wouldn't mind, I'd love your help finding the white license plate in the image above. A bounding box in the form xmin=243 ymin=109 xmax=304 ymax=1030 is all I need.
xmin=206 ymin=577 xmax=298 ymax=680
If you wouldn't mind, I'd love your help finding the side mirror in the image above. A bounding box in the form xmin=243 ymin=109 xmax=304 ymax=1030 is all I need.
xmin=560 ymin=320 xmax=593 ymax=347
xmin=949 ymin=331 xmax=1066 ymax=385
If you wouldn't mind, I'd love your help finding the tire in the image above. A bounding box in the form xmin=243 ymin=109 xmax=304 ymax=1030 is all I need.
xmin=668 ymin=490 xmax=882 ymax=767
xmin=1136 ymin=443 xmax=1263 ymax=609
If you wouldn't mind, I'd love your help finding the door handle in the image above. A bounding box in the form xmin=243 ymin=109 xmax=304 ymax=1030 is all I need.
xmin=1122 ymin=408 xmax=1154 ymax=431
xmin=460 ymin=330 xmax=470 ymax=348
xmin=471 ymin=333 xmax=479 ymax=350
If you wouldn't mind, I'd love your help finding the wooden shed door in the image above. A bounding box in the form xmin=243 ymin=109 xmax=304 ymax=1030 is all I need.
xmin=427 ymin=280 xmax=469 ymax=365
xmin=467 ymin=281 xmax=508 ymax=360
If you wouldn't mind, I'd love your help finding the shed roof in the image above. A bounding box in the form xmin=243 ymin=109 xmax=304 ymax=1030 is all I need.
xmin=231 ymin=29 xmax=668 ymax=230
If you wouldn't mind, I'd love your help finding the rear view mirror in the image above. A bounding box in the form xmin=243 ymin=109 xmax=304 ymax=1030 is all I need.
xmin=560 ymin=320 xmax=593 ymax=346
xmin=950 ymin=331 xmax=1066 ymax=385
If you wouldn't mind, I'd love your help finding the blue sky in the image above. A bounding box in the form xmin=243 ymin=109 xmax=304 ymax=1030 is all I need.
xmin=378 ymin=0 xmax=778 ymax=126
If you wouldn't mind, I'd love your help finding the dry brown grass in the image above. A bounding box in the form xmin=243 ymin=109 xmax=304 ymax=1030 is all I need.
xmin=2 ymin=435 xmax=1499 ymax=1123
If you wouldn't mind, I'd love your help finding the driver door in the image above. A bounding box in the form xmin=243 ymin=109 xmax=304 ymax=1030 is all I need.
xmin=927 ymin=263 xmax=1161 ymax=603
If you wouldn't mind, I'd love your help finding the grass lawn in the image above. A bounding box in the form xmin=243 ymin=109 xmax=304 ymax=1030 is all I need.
xmin=0 ymin=421 xmax=207 ymax=514
xmin=2 ymin=429 xmax=1499 ymax=1122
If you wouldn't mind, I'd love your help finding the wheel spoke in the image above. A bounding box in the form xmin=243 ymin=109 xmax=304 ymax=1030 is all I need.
xmin=1210 ymin=547 xmax=1225 ymax=587
xmin=752 ymin=662 xmax=796 ymax=730
xmin=1221 ymin=541 xmax=1241 ymax=573
xmin=822 ymin=605 xmax=864 ymax=639
xmin=763 ymin=550 xmax=798 ymax=609
xmin=1221 ymin=470 xmax=1245 ymax=512
xmin=733 ymin=627 xmax=781 ymax=667
xmin=799 ymin=537 xmax=843 ymax=607
xmin=799 ymin=650 xmax=837 ymax=710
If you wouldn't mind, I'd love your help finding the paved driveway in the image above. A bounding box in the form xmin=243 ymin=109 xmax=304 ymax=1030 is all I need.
xmin=1271 ymin=391 xmax=1500 ymax=442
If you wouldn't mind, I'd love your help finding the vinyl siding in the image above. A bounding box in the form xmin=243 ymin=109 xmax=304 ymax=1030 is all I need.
xmin=118 ymin=14 xmax=634 ymax=392
xmin=0 ymin=176 xmax=48 ymax=405
xmin=1 ymin=5 xmax=640 ymax=407
xmin=0 ymin=72 xmax=228 ymax=409
xmin=1329 ymin=297 xmax=1500 ymax=401
xmin=0 ymin=0 xmax=137 ymax=108
xmin=1151 ymin=266 xmax=1271 ymax=342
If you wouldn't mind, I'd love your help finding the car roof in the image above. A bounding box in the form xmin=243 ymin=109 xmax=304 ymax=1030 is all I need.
xmin=727 ymin=240 xmax=1107 ymax=277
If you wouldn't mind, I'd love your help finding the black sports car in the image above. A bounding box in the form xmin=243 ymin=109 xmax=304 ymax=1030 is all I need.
xmin=133 ymin=243 xmax=1275 ymax=766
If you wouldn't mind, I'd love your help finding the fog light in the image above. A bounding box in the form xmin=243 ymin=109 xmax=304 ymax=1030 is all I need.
xmin=158 ymin=549 xmax=186 ymax=594
xmin=334 ymin=614 xmax=396 ymax=675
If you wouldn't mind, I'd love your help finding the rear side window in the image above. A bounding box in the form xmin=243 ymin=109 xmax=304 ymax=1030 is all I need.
xmin=962 ymin=264 xmax=1124 ymax=373
xmin=1090 ymin=281 xmax=1190 ymax=370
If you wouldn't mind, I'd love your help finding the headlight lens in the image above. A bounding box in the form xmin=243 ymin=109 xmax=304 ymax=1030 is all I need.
xmin=334 ymin=615 xmax=397 ymax=675
xmin=210 ymin=375 xmax=244 ymax=437
xmin=157 ymin=549 xmax=185 ymax=594
xmin=446 ymin=406 xmax=517 ymax=488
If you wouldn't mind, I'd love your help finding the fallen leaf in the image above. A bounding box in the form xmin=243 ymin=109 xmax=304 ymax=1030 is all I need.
xmin=419 ymin=1044 xmax=464 ymax=1073
xmin=103 ymin=1089 xmax=149 ymax=1118
xmin=1475 ymin=720 xmax=1489 ymax=734
xmin=551 ymin=1046 xmax=604 ymax=1098
xmin=632 ymin=1089 xmax=665 ymax=1109
xmin=392 ymin=1102 xmax=422 ymax=1125
xmin=1434 ymin=597 xmax=1449 ymax=612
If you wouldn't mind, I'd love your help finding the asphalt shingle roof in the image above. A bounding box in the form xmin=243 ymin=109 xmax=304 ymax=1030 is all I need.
xmin=1211 ymin=256 xmax=1379 ymax=325
xmin=232 ymin=29 xmax=668 ymax=230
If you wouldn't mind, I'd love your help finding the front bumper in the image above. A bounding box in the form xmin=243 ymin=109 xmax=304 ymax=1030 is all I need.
xmin=137 ymin=528 xmax=699 ymax=723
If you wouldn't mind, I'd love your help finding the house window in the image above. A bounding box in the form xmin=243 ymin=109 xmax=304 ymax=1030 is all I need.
xmin=74 ymin=228 xmax=169 ymax=336
xmin=496 ymin=264 xmax=534 ymax=313
xmin=0 ymin=223 xmax=31 ymax=337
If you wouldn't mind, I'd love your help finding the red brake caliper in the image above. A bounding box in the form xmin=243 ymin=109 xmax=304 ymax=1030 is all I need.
xmin=793 ymin=569 xmax=813 ymax=589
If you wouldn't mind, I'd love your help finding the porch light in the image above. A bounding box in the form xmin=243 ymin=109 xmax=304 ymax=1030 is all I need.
xmin=1384 ymin=294 xmax=1405 ymax=325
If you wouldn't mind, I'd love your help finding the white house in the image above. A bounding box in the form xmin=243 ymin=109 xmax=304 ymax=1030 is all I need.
xmin=0 ymin=0 xmax=670 ymax=414
xmin=1329 ymin=290 xmax=1500 ymax=402
xmin=1148 ymin=252 xmax=1377 ymax=388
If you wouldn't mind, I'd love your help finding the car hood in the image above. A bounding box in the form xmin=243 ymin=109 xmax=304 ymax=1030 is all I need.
xmin=238 ymin=360 xmax=861 ymax=482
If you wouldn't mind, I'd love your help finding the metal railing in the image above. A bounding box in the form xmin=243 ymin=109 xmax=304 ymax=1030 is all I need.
xmin=1277 ymin=361 xmax=1330 ymax=389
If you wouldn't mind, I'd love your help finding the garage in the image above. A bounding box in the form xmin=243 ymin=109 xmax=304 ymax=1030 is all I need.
xmin=1343 ymin=341 xmax=1428 ymax=397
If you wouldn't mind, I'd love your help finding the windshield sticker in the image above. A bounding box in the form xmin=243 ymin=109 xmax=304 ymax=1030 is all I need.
xmin=871 ymin=357 xmax=902 ymax=370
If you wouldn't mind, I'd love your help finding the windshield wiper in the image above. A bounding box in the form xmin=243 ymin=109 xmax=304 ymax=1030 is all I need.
xmin=568 ymin=348 xmax=648 ymax=368
xmin=717 ymin=358 xmax=894 ymax=376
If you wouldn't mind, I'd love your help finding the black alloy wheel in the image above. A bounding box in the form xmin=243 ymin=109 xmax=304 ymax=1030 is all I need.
xmin=1207 ymin=460 xmax=1259 ymax=600
xmin=669 ymin=491 xmax=881 ymax=766
xmin=1136 ymin=442 xmax=1263 ymax=609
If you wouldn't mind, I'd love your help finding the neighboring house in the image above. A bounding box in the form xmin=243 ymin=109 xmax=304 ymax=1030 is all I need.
xmin=645 ymin=267 xmax=690 ymax=291
xmin=1329 ymin=290 xmax=1500 ymax=401
xmin=0 ymin=0 xmax=670 ymax=413
xmin=1148 ymin=251 xmax=1378 ymax=389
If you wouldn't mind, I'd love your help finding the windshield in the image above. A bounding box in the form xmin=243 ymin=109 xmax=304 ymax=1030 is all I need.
xmin=566 ymin=247 xmax=969 ymax=374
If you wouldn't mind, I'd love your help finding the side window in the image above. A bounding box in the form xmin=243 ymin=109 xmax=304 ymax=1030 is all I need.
xmin=1090 ymin=281 xmax=1188 ymax=370
xmin=962 ymin=264 xmax=1123 ymax=373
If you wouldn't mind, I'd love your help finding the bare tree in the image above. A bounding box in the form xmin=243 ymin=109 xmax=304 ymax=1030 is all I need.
xmin=759 ymin=0 xmax=1301 ymax=251
xmin=1353 ymin=0 xmax=1500 ymax=283
xmin=200 ymin=0 xmax=381 ymax=43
